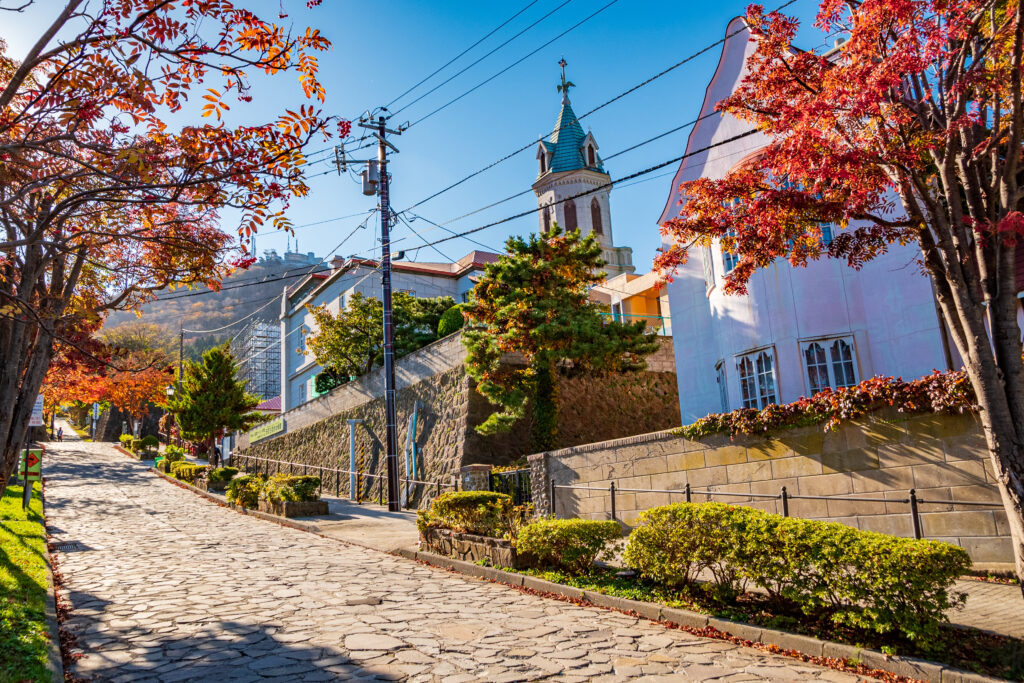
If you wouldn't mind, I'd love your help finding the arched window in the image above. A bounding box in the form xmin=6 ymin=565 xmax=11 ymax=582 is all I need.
xmin=542 ymin=206 xmax=551 ymax=233
xmin=588 ymin=145 xmax=596 ymax=166
xmin=801 ymin=337 xmax=857 ymax=394
xmin=590 ymin=197 xmax=603 ymax=235
xmin=737 ymin=349 xmax=777 ymax=409
xmin=564 ymin=200 xmax=578 ymax=230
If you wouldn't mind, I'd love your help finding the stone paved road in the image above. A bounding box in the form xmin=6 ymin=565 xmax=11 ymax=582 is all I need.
xmin=44 ymin=439 xmax=867 ymax=682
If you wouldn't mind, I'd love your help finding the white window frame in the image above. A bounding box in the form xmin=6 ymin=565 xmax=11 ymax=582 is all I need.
xmin=715 ymin=360 xmax=729 ymax=412
xmin=721 ymin=229 xmax=739 ymax=273
xmin=736 ymin=347 xmax=778 ymax=409
xmin=703 ymin=246 xmax=715 ymax=294
xmin=800 ymin=336 xmax=858 ymax=395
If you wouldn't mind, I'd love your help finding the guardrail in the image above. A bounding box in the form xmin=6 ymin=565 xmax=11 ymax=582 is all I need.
xmin=550 ymin=481 xmax=1002 ymax=540
xmin=234 ymin=452 xmax=457 ymax=505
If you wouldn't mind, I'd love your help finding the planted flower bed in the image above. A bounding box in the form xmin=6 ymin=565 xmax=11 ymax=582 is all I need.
xmin=257 ymin=474 xmax=328 ymax=517
xmin=196 ymin=466 xmax=238 ymax=492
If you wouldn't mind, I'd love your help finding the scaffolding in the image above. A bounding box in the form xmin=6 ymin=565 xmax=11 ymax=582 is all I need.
xmin=231 ymin=320 xmax=280 ymax=401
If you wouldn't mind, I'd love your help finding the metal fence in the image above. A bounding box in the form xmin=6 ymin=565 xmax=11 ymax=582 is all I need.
xmin=234 ymin=453 xmax=456 ymax=506
xmin=490 ymin=468 xmax=532 ymax=505
xmin=550 ymin=480 xmax=1002 ymax=541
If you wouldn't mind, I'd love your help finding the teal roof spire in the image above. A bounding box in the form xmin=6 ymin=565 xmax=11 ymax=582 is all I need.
xmin=541 ymin=58 xmax=605 ymax=174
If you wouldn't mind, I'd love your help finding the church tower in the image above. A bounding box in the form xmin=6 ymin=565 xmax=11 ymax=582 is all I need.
xmin=532 ymin=59 xmax=634 ymax=277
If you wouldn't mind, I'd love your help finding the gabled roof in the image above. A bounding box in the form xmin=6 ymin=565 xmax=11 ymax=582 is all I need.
xmin=255 ymin=395 xmax=281 ymax=413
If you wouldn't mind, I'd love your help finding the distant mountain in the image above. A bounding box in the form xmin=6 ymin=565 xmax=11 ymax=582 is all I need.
xmin=105 ymin=250 xmax=322 ymax=357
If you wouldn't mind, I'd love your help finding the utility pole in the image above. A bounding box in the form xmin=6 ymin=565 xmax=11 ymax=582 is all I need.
xmin=356 ymin=112 xmax=403 ymax=512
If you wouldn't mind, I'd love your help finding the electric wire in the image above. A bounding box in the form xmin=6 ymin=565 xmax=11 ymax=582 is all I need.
xmin=390 ymin=0 xmax=578 ymax=119
xmin=385 ymin=0 xmax=542 ymax=110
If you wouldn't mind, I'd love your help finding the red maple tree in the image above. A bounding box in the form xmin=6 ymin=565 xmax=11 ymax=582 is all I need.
xmin=0 ymin=1 xmax=342 ymax=490
xmin=658 ymin=0 xmax=1024 ymax=584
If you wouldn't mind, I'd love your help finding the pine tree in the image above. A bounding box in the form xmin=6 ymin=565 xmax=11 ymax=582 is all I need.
xmin=166 ymin=344 xmax=264 ymax=458
xmin=464 ymin=224 xmax=660 ymax=452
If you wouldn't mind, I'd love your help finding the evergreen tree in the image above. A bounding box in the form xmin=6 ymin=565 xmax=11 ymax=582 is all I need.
xmin=464 ymin=224 xmax=660 ymax=452
xmin=166 ymin=344 xmax=264 ymax=459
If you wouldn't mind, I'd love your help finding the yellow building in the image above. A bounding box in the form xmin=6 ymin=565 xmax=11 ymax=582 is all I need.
xmin=591 ymin=271 xmax=671 ymax=336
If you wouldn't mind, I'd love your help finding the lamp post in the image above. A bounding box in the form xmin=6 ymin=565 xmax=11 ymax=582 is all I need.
xmin=165 ymin=385 xmax=176 ymax=447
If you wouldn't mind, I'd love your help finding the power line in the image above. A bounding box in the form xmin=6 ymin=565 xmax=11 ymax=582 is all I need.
xmin=400 ymin=128 xmax=761 ymax=254
xmin=385 ymin=0 xmax=542 ymax=110
xmin=407 ymin=213 xmax=505 ymax=253
xmin=405 ymin=0 xmax=622 ymax=129
xmin=391 ymin=0 xmax=578 ymax=119
xmin=399 ymin=0 xmax=798 ymax=214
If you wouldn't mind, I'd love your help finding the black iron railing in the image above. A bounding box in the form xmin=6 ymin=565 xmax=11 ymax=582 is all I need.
xmin=550 ymin=481 xmax=1002 ymax=540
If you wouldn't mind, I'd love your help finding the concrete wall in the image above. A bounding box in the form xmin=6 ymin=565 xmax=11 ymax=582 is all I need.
xmin=529 ymin=411 xmax=1011 ymax=565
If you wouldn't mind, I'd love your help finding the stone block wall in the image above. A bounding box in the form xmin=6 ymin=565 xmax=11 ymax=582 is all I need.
xmin=233 ymin=333 xmax=681 ymax=509
xmin=529 ymin=411 xmax=1011 ymax=565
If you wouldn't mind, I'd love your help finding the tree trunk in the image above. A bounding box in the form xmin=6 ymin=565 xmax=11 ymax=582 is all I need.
xmin=531 ymin=360 xmax=559 ymax=453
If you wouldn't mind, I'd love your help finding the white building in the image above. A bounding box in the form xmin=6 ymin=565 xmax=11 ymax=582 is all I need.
xmin=533 ymin=62 xmax=634 ymax=277
xmin=280 ymin=251 xmax=499 ymax=412
xmin=658 ymin=18 xmax=956 ymax=424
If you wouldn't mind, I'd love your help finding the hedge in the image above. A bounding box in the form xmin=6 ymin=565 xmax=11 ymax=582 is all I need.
xmin=417 ymin=490 xmax=522 ymax=538
xmin=227 ymin=474 xmax=264 ymax=508
xmin=260 ymin=474 xmax=321 ymax=503
xmin=517 ymin=519 xmax=621 ymax=574
xmin=208 ymin=466 xmax=239 ymax=485
xmin=163 ymin=445 xmax=185 ymax=462
xmin=623 ymin=503 xmax=970 ymax=643
xmin=139 ymin=435 xmax=159 ymax=450
xmin=437 ymin=304 xmax=467 ymax=337
xmin=171 ymin=462 xmax=207 ymax=484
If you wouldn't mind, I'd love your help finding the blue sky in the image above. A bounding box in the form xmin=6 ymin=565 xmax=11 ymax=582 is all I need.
xmin=5 ymin=0 xmax=829 ymax=272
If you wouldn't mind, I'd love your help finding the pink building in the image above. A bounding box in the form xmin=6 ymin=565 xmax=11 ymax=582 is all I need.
xmin=659 ymin=18 xmax=956 ymax=424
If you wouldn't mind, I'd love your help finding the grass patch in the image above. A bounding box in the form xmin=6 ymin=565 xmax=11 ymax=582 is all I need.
xmin=0 ymin=481 xmax=52 ymax=683
xmin=513 ymin=566 xmax=1024 ymax=680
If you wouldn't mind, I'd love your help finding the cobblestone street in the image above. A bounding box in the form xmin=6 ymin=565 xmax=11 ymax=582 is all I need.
xmin=41 ymin=439 xmax=871 ymax=682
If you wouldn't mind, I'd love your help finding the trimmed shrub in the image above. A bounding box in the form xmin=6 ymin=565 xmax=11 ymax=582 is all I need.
xmin=437 ymin=304 xmax=466 ymax=337
xmin=517 ymin=519 xmax=621 ymax=574
xmin=419 ymin=491 xmax=516 ymax=537
xmin=227 ymin=474 xmax=264 ymax=509
xmin=623 ymin=503 xmax=971 ymax=643
xmin=118 ymin=434 xmax=136 ymax=451
xmin=170 ymin=462 xmax=207 ymax=484
xmin=163 ymin=445 xmax=185 ymax=463
xmin=260 ymin=474 xmax=321 ymax=503
xmin=314 ymin=370 xmax=344 ymax=395
xmin=155 ymin=459 xmax=172 ymax=473
xmin=208 ymin=467 xmax=239 ymax=485
xmin=139 ymin=435 xmax=159 ymax=450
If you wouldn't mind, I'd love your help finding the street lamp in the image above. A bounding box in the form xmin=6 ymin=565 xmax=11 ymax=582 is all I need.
xmin=164 ymin=385 xmax=176 ymax=447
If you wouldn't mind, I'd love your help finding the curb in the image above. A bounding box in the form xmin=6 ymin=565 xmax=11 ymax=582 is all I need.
xmin=394 ymin=548 xmax=1006 ymax=683
xmin=38 ymin=481 xmax=64 ymax=683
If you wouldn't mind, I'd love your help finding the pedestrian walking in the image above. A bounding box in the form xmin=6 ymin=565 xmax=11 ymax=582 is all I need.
xmin=57 ymin=427 xmax=63 ymax=442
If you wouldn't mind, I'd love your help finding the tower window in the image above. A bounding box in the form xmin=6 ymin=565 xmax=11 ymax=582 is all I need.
xmin=588 ymin=145 xmax=596 ymax=166
xmin=590 ymin=198 xmax=603 ymax=235
xmin=542 ymin=206 xmax=551 ymax=233
xmin=564 ymin=200 xmax=578 ymax=230
xmin=539 ymin=155 xmax=546 ymax=173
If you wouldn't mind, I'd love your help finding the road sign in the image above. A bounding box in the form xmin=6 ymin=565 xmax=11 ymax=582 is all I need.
xmin=92 ymin=402 xmax=99 ymax=420
xmin=29 ymin=395 xmax=44 ymax=427
xmin=18 ymin=448 xmax=42 ymax=482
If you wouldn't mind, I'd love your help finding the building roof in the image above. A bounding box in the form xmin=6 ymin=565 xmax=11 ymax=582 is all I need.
xmin=540 ymin=93 xmax=606 ymax=176
xmin=255 ymin=395 xmax=281 ymax=413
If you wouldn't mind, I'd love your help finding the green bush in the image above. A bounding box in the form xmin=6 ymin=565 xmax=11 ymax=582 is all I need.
xmin=623 ymin=503 xmax=971 ymax=643
xmin=155 ymin=459 xmax=171 ymax=473
xmin=170 ymin=462 xmax=207 ymax=484
xmin=260 ymin=474 xmax=321 ymax=503
xmin=163 ymin=445 xmax=186 ymax=462
xmin=208 ymin=466 xmax=239 ymax=485
xmin=517 ymin=518 xmax=621 ymax=574
xmin=227 ymin=474 xmax=264 ymax=508
xmin=314 ymin=370 xmax=344 ymax=395
xmin=139 ymin=435 xmax=159 ymax=450
xmin=437 ymin=304 xmax=466 ymax=337
xmin=419 ymin=491 xmax=517 ymax=537
xmin=118 ymin=434 xmax=136 ymax=451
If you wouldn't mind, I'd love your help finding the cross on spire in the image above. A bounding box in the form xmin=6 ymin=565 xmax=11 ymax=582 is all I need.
xmin=557 ymin=57 xmax=575 ymax=98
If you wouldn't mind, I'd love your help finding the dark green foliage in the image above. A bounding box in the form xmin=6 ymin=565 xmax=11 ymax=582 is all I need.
xmin=208 ymin=466 xmax=238 ymax=485
xmin=463 ymin=224 xmax=660 ymax=452
xmin=623 ymin=503 xmax=971 ymax=643
xmin=227 ymin=474 xmax=264 ymax=508
xmin=165 ymin=343 xmax=265 ymax=445
xmin=305 ymin=292 xmax=454 ymax=381
xmin=437 ymin=304 xmax=467 ymax=337
xmin=517 ymin=518 xmax=621 ymax=574
xmin=139 ymin=435 xmax=159 ymax=450
xmin=314 ymin=370 xmax=344 ymax=395
xmin=260 ymin=474 xmax=321 ymax=503
xmin=163 ymin=445 xmax=185 ymax=462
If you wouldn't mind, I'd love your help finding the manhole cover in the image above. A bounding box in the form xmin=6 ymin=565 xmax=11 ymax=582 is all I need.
xmin=51 ymin=541 xmax=86 ymax=552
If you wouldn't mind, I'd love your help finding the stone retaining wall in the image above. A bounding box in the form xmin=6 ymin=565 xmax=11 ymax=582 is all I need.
xmin=529 ymin=411 xmax=1011 ymax=564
